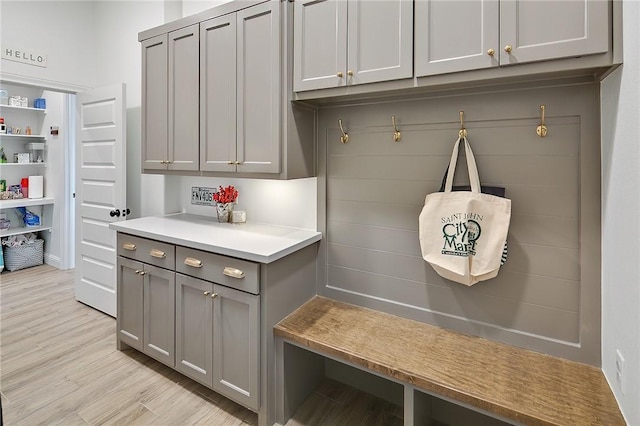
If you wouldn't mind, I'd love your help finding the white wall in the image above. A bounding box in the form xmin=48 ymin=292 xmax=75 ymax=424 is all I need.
xmin=180 ymin=176 xmax=317 ymax=229
xmin=0 ymin=1 xmax=95 ymax=91
xmin=601 ymin=1 xmax=640 ymax=424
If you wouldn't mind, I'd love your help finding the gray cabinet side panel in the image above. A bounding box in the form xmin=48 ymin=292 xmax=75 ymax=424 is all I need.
xmin=200 ymin=15 xmax=237 ymax=172
xmin=168 ymin=24 xmax=200 ymax=171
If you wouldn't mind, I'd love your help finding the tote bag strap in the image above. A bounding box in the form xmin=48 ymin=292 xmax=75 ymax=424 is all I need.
xmin=444 ymin=137 xmax=482 ymax=193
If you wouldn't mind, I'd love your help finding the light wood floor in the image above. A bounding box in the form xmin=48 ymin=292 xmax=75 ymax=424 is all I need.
xmin=0 ymin=265 xmax=258 ymax=425
xmin=0 ymin=265 xmax=404 ymax=426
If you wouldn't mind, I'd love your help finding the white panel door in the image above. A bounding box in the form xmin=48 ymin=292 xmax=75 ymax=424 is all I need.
xmin=75 ymin=84 xmax=126 ymax=317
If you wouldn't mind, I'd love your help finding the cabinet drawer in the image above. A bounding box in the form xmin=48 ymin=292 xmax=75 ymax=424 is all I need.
xmin=176 ymin=246 xmax=259 ymax=295
xmin=117 ymin=234 xmax=175 ymax=270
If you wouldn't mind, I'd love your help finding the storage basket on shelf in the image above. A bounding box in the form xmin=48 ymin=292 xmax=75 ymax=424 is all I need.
xmin=3 ymin=239 xmax=44 ymax=271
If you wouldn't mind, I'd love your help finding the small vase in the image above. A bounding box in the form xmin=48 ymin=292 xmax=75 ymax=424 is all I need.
xmin=216 ymin=203 xmax=233 ymax=223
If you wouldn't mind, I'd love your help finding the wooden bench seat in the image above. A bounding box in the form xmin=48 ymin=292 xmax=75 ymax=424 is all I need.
xmin=274 ymin=296 xmax=625 ymax=426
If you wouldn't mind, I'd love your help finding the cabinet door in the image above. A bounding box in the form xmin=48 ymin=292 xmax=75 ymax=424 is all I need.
xmin=500 ymin=0 xmax=609 ymax=65
xmin=237 ymin=1 xmax=281 ymax=174
xmin=293 ymin=0 xmax=347 ymax=91
xmin=415 ymin=0 xmax=498 ymax=76
xmin=168 ymin=25 xmax=199 ymax=171
xmin=212 ymin=284 xmax=260 ymax=410
xmin=175 ymin=274 xmax=213 ymax=387
xmin=347 ymin=0 xmax=413 ymax=84
xmin=117 ymin=257 xmax=144 ymax=351
xmin=143 ymin=264 xmax=175 ymax=367
xmin=141 ymin=33 xmax=168 ymax=170
xmin=200 ymin=15 xmax=237 ymax=173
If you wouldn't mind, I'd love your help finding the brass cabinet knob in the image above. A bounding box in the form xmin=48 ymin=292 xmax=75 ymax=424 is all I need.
xmin=227 ymin=161 xmax=234 ymax=165
xmin=336 ymin=71 xmax=343 ymax=78
xmin=210 ymin=293 xmax=218 ymax=299
xmin=139 ymin=271 xmax=146 ymax=276
xmin=347 ymin=70 xmax=353 ymax=77
xmin=487 ymin=48 xmax=495 ymax=56
xmin=234 ymin=161 xmax=241 ymax=165
xmin=504 ymin=45 xmax=512 ymax=53
xmin=203 ymin=291 xmax=210 ymax=296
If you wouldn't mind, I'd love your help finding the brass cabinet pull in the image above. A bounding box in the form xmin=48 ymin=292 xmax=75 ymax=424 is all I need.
xmin=504 ymin=45 xmax=512 ymax=53
xmin=184 ymin=257 xmax=203 ymax=268
xmin=149 ymin=249 xmax=166 ymax=259
xmin=228 ymin=161 xmax=234 ymax=165
xmin=203 ymin=291 xmax=210 ymax=296
xmin=134 ymin=269 xmax=142 ymax=274
xmin=122 ymin=243 xmax=136 ymax=251
xmin=211 ymin=293 xmax=218 ymax=299
xmin=347 ymin=70 xmax=353 ymax=77
xmin=336 ymin=71 xmax=343 ymax=78
xmin=487 ymin=48 xmax=495 ymax=56
xmin=139 ymin=271 xmax=146 ymax=276
xmin=223 ymin=267 xmax=245 ymax=279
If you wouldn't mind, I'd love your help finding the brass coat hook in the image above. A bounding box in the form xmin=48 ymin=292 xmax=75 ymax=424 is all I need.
xmin=537 ymin=105 xmax=548 ymax=137
xmin=459 ymin=111 xmax=468 ymax=138
xmin=338 ymin=119 xmax=349 ymax=144
xmin=392 ymin=116 xmax=401 ymax=142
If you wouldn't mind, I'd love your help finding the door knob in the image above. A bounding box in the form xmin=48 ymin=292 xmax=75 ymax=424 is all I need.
xmin=110 ymin=209 xmax=121 ymax=217
xmin=504 ymin=45 xmax=512 ymax=53
xmin=487 ymin=48 xmax=495 ymax=56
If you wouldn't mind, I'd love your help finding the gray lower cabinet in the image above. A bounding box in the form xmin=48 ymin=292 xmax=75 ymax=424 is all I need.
xmin=117 ymin=257 xmax=144 ymax=351
xmin=175 ymin=273 xmax=214 ymax=387
xmin=212 ymin=282 xmax=259 ymax=410
xmin=116 ymin=256 xmax=175 ymax=367
xmin=415 ymin=0 xmax=610 ymax=77
xmin=175 ymin=273 xmax=260 ymax=410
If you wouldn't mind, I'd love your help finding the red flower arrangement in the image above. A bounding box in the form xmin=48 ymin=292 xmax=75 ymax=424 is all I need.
xmin=213 ymin=185 xmax=238 ymax=204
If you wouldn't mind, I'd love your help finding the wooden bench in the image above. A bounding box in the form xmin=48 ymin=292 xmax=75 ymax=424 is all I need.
xmin=274 ymin=296 xmax=625 ymax=426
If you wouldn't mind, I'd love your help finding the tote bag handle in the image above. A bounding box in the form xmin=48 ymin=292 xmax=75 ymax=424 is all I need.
xmin=444 ymin=137 xmax=481 ymax=193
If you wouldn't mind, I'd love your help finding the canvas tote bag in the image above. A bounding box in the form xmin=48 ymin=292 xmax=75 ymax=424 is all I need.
xmin=419 ymin=137 xmax=511 ymax=286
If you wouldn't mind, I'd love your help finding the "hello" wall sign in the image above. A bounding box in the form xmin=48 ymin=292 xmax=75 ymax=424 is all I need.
xmin=1 ymin=46 xmax=47 ymax=68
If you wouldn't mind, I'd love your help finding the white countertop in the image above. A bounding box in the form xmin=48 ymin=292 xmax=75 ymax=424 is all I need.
xmin=109 ymin=213 xmax=322 ymax=264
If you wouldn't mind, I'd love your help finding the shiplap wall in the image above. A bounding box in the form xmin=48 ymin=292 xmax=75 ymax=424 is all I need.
xmin=316 ymin=82 xmax=601 ymax=365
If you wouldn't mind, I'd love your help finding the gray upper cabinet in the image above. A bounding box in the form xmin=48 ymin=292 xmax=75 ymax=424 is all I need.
xmin=168 ymin=25 xmax=199 ymax=171
xmin=141 ymin=33 xmax=168 ymax=171
xmin=415 ymin=0 xmax=609 ymax=77
xmin=142 ymin=25 xmax=199 ymax=172
xmin=201 ymin=1 xmax=281 ymax=174
xmin=212 ymin=283 xmax=259 ymax=410
xmin=294 ymin=0 xmax=413 ymax=92
xmin=414 ymin=0 xmax=498 ymax=76
xmin=200 ymin=14 xmax=237 ymax=173
xmin=499 ymin=0 xmax=609 ymax=65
